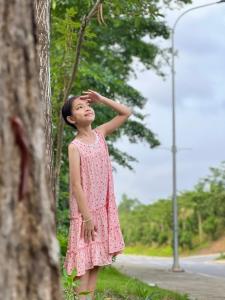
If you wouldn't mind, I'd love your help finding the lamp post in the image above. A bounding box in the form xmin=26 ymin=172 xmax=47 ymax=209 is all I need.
xmin=171 ymin=0 xmax=225 ymax=272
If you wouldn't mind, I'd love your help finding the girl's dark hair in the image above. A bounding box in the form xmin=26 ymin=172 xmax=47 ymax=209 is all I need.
xmin=61 ymin=95 xmax=80 ymax=130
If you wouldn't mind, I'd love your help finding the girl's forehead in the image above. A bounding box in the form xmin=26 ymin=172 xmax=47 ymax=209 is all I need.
xmin=73 ymin=98 xmax=81 ymax=104
xmin=73 ymin=98 xmax=86 ymax=106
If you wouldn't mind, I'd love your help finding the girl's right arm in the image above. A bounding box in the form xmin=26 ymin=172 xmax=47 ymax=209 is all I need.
xmin=68 ymin=143 xmax=97 ymax=243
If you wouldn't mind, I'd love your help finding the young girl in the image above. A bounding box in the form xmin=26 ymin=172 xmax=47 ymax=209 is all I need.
xmin=61 ymin=90 xmax=132 ymax=300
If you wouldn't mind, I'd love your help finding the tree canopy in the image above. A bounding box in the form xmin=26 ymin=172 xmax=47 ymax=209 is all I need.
xmin=51 ymin=0 xmax=194 ymax=212
xmin=50 ymin=0 xmax=191 ymax=171
xmin=118 ymin=161 xmax=225 ymax=250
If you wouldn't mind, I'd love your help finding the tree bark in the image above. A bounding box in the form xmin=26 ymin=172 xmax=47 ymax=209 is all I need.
xmin=0 ymin=1 xmax=63 ymax=299
xmin=197 ymin=210 xmax=203 ymax=243
xmin=34 ymin=0 xmax=55 ymax=213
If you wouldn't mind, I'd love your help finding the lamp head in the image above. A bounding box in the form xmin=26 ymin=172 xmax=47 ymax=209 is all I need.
xmin=217 ymin=0 xmax=225 ymax=3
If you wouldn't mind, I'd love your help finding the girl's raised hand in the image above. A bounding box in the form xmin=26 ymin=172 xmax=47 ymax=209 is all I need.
xmin=80 ymin=89 xmax=103 ymax=104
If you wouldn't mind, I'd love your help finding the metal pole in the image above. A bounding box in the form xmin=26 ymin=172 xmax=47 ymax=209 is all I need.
xmin=171 ymin=26 xmax=182 ymax=271
xmin=171 ymin=0 xmax=225 ymax=272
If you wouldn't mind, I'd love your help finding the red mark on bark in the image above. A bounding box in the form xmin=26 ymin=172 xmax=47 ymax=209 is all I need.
xmin=10 ymin=116 xmax=30 ymax=201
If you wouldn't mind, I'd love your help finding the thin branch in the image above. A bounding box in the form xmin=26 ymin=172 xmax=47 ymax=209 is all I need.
xmin=63 ymin=0 xmax=104 ymax=102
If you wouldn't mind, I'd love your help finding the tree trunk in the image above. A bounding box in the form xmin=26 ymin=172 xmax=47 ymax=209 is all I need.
xmin=197 ymin=210 xmax=203 ymax=243
xmin=34 ymin=0 xmax=55 ymax=213
xmin=53 ymin=0 xmax=103 ymax=209
xmin=0 ymin=1 xmax=63 ymax=299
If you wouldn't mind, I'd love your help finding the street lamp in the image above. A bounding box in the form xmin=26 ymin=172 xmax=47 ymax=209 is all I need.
xmin=170 ymin=0 xmax=225 ymax=272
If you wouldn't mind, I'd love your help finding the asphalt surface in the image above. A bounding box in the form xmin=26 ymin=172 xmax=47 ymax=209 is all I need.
xmin=113 ymin=254 xmax=225 ymax=300
xmin=115 ymin=253 xmax=225 ymax=278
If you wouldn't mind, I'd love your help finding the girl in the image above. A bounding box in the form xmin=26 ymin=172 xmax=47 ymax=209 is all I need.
xmin=61 ymin=90 xmax=132 ymax=299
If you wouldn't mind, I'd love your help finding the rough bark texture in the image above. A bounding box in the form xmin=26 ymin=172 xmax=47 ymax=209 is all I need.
xmin=34 ymin=0 xmax=55 ymax=212
xmin=0 ymin=1 xmax=63 ymax=299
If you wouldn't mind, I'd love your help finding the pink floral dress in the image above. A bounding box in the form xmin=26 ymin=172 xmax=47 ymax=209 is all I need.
xmin=63 ymin=128 xmax=125 ymax=277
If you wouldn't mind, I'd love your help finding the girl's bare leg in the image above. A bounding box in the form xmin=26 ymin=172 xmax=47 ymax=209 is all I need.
xmin=74 ymin=270 xmax=90 ymax=300
xmin=87 ymin=266 xmax=100 ymax=299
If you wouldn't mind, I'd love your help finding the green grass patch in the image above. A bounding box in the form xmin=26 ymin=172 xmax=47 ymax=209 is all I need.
xmin=123 ymin=241 xmax=214 ymax=257
xmin=95 ymin=265 xmax=190 ymax=300
xmin=60 ymin=255 xmax=190 ymax=300
xmin=215 ymin=252 xmax=225 ymax=260
xmin=124 ymin=244 xmax=173 ymax=257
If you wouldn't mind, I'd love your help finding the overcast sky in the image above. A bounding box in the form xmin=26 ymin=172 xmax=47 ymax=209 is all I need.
xmin=113 ymin=0 xmax=225 ymax=205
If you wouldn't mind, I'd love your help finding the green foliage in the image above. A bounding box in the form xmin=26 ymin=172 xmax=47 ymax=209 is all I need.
xmin=216 ymin=252 xmax=225 ymax=260
xmin=119 ymin=197 xmax=173 ymax=247
xmin=56 ymin=207 xmax=70 ymax=233
xmin=202 ymin=216 xmax=219 ymax=241
xmin=118 ymin=161 xmax=225 ymax=250
xmin=57 ymin=231 xmax=68 ymax=256
xmin=51 ymin=0 xmax=191 ymax=174
xmin=61 ymin=265 xmax=92 ymax=300
xmin=60 ymin=261 xmax=189 ymax=299
xmin=51 ymin=1 xmax=194 ymax=212
xmin=118 ymin=194 xmax=142 ymax=212
xmin=179 ymin=231 xmax=193 ymax=249
xmin=158 ymin=232 xmax=169 ymax=246
xmin=62 ymin=268 xmax=78 ymax=300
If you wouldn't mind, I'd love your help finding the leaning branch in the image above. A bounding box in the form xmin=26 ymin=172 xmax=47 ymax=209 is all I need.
xmin=53 ymin=0 xmax=105 ymax=205
xmin=63 ymin=0 xmax=104 ymax=102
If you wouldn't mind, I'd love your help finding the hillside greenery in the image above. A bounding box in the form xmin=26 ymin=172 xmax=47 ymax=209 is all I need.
xmin=118 ymin=161 xmax=225 ymax=251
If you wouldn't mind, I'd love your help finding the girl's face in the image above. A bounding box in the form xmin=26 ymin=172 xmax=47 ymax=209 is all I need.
xmin=69 ymin=97 xmax=95 ymax=127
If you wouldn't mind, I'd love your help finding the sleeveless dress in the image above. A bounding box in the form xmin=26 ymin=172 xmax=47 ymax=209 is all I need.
xmin=63 ymin=128 xmax=125 ymax=277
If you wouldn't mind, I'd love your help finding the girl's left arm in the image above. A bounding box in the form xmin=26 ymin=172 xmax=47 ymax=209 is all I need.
xmin=80 ymin=90 xmax=133 ymax=137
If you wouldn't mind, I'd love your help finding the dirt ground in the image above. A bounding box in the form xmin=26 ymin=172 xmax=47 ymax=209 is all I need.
xmin=197 ymin=235 xmax=225 ymax=255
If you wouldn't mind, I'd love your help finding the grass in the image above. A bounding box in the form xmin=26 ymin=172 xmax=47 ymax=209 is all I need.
xmin=215 ymin=252 xmax=225 ymax=260
xmin=60 ymin=256 xmax=190 ymax=300
xmin=124 ymin=244 xmax=173 ymax=257
xmin=95 ymin=265 xmax=190 ymax=300
xmin=123 ymin=241 xmax=213 ymax=257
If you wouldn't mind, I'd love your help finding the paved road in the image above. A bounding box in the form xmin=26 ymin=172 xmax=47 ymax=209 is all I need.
xmin=115 ymin=253 xmax=225 ymax=278
xmin=113 ymin=254 xmax=225 ymax=300
xmin=177 ymin=254 xmax=225 ymax=278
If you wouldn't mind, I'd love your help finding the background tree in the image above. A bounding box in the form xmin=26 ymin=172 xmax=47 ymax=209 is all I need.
xmin=50 ymin=0 xmax=191 ymax=208
xmin=116 ymin=162 xmax=225 ymax=251
xmin=52 ymin=0 xmax=104 ymax=207
xmin=118 ymin=194 xmax=142 ymax=213
xmin=0 ymin=1 xmax=63 ymax=299
xmin=34 ymin=0 xmax=56 ymax=214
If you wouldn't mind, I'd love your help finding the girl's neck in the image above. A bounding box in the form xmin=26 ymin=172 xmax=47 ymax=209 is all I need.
xmin=76 ymin=126 xmax=93 ymax=138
